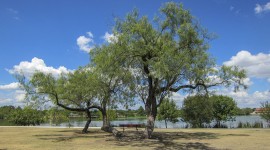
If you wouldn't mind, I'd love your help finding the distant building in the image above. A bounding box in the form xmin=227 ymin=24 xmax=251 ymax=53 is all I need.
xmin=254 ymin=108 xmax=269 ymax=114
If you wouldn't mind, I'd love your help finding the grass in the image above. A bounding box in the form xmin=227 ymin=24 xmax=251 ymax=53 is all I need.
xmin=1 ymin=127 xmax=270 ymax=150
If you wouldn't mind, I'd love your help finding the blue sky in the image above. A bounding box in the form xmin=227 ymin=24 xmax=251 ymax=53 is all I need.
xmin=0 ymin=0 xmax=270 ymax=108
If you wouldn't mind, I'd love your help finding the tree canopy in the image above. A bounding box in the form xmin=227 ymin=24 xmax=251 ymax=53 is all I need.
xmin=92 ymin=2 xmax=246 ymax=138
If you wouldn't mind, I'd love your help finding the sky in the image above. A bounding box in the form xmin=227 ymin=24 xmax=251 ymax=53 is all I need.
xmin=0 ymin=0 xmax=270 ymax=108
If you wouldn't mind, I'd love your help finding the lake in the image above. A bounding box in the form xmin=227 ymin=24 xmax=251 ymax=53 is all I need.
xmin=40 ymin=115 xmax=269 ymax=128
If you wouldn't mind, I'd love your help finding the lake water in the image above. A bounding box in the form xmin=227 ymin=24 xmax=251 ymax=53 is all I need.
xmin=41 ymin=115 xmax=269 ymax=128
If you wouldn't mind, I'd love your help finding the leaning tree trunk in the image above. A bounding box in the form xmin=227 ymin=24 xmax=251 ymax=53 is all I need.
xmin=82 ymin=109 xmax=91 ymax=133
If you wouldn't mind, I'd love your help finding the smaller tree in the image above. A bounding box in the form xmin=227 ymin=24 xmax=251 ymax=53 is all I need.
xmin=260 ymin=101 xmax=270 ymax=123
xmin=182 ymin=95 xmax=213 ymax=128
xmin=210 ymin=95 xmax=237 ymax=128
xmin=157 ymin=99 xmax=180 ymax=128
xmin=136 ymin=106 xmax=145 ymax=117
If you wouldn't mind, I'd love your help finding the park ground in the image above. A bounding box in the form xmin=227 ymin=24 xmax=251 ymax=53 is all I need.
xmin=0 ymin=127 xmax=270 ymax=150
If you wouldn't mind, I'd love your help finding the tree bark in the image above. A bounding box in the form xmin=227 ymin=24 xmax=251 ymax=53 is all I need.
xmin=144 ymin=95 xmax=157 ymax=139
xmin=100 ymin=109 xmax=111 ymax=132
xmin=82 ymin=109 xmax=91 ymax=133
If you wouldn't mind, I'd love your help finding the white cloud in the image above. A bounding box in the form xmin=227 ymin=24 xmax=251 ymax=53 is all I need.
xmin=224 ymin=50 xmax=270 ymax=81
xmin=0 ymin=82 xmax=20 ymax=90
xmin=208 ymin=86 xmax=269 ymax=108
xmin=103 ymin=32 xmax=118 ymax=43
xmin=14 ymin=90 xmax=26 ymax=102
xmin=7 ymin=57 xmax=71 ymax=79
xmin=255 ymin=2 xmax=270 ymax=14
xmin=170 ymin=92 xmax=187 ymax=107
xmin=0 ymin=90 xmax=26 ymax=107
xmin=77 ymin=32 xmax=94 ymax=53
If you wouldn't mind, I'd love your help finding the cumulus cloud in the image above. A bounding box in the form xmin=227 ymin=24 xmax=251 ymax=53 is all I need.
xmin=216 ymin=88 xmax=270 ymax=108
xmin=14 ymin=90 xmax=26 ymax=102
xmin=0 ymin=90 xmax=26 ymax=107
xmin=77 ymin=32 xmax=94 ymax=53
xmin=224 ymin=50 xmax=270 ymax=81
xmin=0 ymin=82 xmax=20 ymax=90
xmin=103 ymin=32 xmax=118 ymax=43
xmin=255 ymin=2 xmax=270 ymax=14
xmin=7 ymin=57 xmax=71 ymax=79
xmin=169 ymin=92 xmax=188 ymax=107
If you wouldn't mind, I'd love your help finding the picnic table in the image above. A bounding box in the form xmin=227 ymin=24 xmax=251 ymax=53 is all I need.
xmin=119 ymin=123 xmax=145 ymax=132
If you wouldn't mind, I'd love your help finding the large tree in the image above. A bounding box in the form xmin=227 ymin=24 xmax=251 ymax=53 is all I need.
xmin=93 ymin=2 xmax=246 ymax=138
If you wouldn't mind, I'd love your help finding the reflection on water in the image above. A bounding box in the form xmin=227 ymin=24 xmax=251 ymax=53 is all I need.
xmin=41 ymin=115 xmax=269 ymax=128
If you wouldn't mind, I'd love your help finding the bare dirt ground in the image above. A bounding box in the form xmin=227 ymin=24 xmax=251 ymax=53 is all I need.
xmin=1 ymin=127 xmax=270 ymax=150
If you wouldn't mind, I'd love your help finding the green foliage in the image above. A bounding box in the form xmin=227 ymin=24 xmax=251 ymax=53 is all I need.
xmin=0 ymin=105 xmax=15 ymax=119
xmin=157 ymin=99 xmax=180 ymax=128
xmin=182 ymin=95 xmax=238 ymax=128
xmin=92 ymin=2 xmax=247 ymax=125
xmin=136 ymin=106 xmax=145 ymax=117
xmin=235 ymin=107 xmax=254 ymax=116
xmin=44 ymin=107 xmax=70 ymax=125
xmin=181 ymin=95 xmax=213 ymax=128
xmin=260 ymin=101 xmax=270 ymax=123
xmin=98 ymin=109 xmax=117 ymax=121
xmin=8 ymin=106 xmax=45 ymax=126
xmin=210 ymin=95 xmax=237 ymax=128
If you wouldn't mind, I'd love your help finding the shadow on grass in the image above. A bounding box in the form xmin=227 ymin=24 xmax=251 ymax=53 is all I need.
xmin=33 ymin=129 xmax=251 ymax=149
xmin=106 ymin=130 xmax=219 ymax=150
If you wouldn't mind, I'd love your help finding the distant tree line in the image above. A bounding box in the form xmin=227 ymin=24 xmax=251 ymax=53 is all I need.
xmin=1 ymin=99 xmax=269 ymax=128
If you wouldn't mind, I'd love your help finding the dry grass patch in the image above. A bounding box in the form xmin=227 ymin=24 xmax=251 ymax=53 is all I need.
xmin=1 ymin=127 xmax=270 ymax=150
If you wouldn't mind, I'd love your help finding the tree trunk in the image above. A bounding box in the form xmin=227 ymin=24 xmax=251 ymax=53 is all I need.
xmin=165 ymin=119 xmax=167 ymax=129
xmin=101 ymin=109 xmax=111 ymax=132
xmin=217 ymin=121 xmax=221 ymax=128
xmin=82 ymin=109 xmax=91 ymax=133
xmin=145 ymin=114 xmax=155 ymax=139
xmin=144 ymin=95 xmax=157 ymax=139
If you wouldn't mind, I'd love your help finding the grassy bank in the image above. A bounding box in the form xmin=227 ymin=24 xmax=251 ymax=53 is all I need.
xmin=1 ymin=127 xmax=270 ymax=150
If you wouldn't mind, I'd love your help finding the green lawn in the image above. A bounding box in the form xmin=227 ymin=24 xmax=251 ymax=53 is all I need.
xmin=1 ymin=127 xmax=270 ymax=150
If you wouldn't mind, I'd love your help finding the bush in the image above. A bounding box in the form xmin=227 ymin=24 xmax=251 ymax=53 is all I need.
xmin=8 ymin=107 xmax=45 ymax=126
